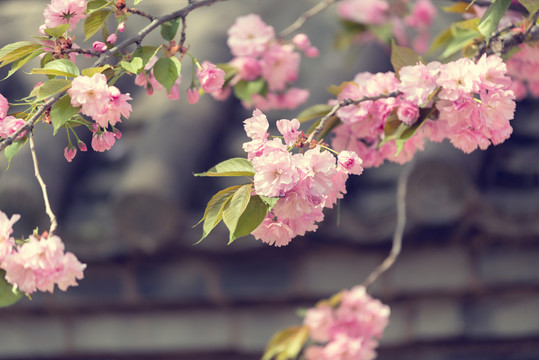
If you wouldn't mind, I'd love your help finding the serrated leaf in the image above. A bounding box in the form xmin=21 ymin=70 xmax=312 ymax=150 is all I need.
xmin=0 ymin=43 xmax=42 ymax=68
xmin=223 ymin=184 xmax=253 ymax=243
xmin=478 ymin=0 xmax=512 ymax=43
xmin=50 ymin=94 xmax=80 ymax=135
xmin=4 ymin=138 xmax=28 ymax=169
xmin=391 ymin=39 xmax=423 ymax=76
xmin=229 ymin=194 xmax=269 ymax=243
xmin=0 ymin=270 xmax=23 ymax=308
xmin=233 ymin=78 xmax=267 ymax=102
xmin=153 ymin=57 xmax=180 ymax=92
xmin=262 ymin=326 xmax=310 ymax=360
xmin=327 ymin=81 xmax=357 ymax=96
xmin=81 ymin=65 xmax=111 ymax=77
xmin=34 ymin=79 xmax=72 ymax=101
xmin=44 ymin=23 xmax=70 ymax=38
xmin=194 ymin=157 xmax=255 ymax=177
xmin=87 ymin=0 xmax=110 ymax=13
xmin=161 ymin=18 xmax=181 ymax=41
xmin=84 ymin=9 xmax=112 ymax=41
xmin=120 ymin=57 xmax=143 ymax=74
xmin=196 ymin=185 xmax=243 ymax=243
xmin=297 ymin=104 xmax=333 ymax=123
xmin=31 ymin=58 xmax=80 ymax=78
xmin=520 ymin=0 xmax=539 ymax=15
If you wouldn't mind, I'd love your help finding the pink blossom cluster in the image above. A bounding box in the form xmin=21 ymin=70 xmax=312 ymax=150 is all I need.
xmin=303 ymin=286 xmax=390 ymax=360
xmin=222 ymin=14 xmax=316 ymax=110
xmin=243 ymin=110 xmax=363 ymax=247
xmin=331 ymin=54 xmax=516 ymax=168
xmin=0 ymin=210 xmax=85 ymax=296
xmin=68 ymin=73 xmax=132 ymax=154
xmin=0 ymin=94 xmax=27 ymax=140
xmin=337 ymin=0 xmax=436 ymax=53
xmin=506 ymin=43 xmax=539 ymax=100
xmin=134 ymin=57 xmax=182 ymax=100
xmin=42 ymin=0 xmax=87 ymax=32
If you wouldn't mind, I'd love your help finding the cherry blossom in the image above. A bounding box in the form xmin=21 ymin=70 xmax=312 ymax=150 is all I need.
xmin=43 ymin=0 xmax=87 ymax=31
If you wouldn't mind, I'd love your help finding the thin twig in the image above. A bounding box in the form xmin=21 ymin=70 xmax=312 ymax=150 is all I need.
xmin=306 ymin=92 xmax=401 ymax=144
xmin=279 ymin=0 xmax=341 ymax=39
xmin=361 ymin=161 xmax=413 ymax=288
xmin=127 ymin=7 xmax=156 ymax=21
xmin=29 ymin=134 xmax=57 ymax=235
xmin=62 ymin=48 xmax=102 ymax=57
xmin=447 ymin=0 xmax=528 ymax=13
xmin=0 ymin=0 xmax=228 ymax=153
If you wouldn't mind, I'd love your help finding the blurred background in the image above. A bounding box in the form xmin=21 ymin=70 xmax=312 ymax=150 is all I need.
xmin=1 ymin=0 xmax=539 ymax=359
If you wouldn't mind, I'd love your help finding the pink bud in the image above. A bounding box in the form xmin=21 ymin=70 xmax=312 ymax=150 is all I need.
xmin=92 ymin=41 xmax=107 ymax=52
xmin=198 ymin=61 xmax=225 ymax=94
xmin=106 ymin=33 xmax=118 ymax=45
xmin=64 ymin=146 xmax=77 ymax=162
xmin=78 ymin=140 xmax=87 ymax=152
xmin=118 ymin=22 xmax=125 ymax=33
xmin=187 ymin=88 xmax=200 ymax=104
xmin=113 ymin=128 xmax=122 ymax=139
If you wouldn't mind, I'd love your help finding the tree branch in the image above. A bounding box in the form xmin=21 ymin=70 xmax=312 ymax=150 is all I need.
xmin=279 ymin=0 xmax=341 ymax=38
xmin=361 ymin=161 xmax=413 ymax=288
xmin=477 ymin=23 xmax=539 ymax=59
xmin=447 ymin=0 xmax=528 ymax=13
xmin=0 ymin=0 xmax=228 ymax=153
xmin=29 ymin=133 xmax=57 ymax=235
xmin=126 ymin=7 xmax=156 ymax=21
xmin=306 ymin=92 xmax=401 ymax=144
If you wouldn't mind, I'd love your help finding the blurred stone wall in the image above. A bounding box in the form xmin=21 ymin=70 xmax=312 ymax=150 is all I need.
xmin=1 ymin=1 xmax=539 ymax=360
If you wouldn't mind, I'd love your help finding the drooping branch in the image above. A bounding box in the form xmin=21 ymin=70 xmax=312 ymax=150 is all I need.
xmin=306 ymin=91 xmax=401 ymax=144
xmin=0 ymin=0 xmax=228 ymax=153
xmin=29 ymin=133 xmax=57 ymax=235
xmin=279 ymin=0 xmax=341 ymax=38
xmin=361 ymin=161 xmax=413 ymax=288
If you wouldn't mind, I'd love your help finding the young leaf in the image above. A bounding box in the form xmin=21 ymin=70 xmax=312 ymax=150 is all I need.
xmin=34 ymin=79 xmax=72 ymax=101
xmin=87 ymin=0 xmax=111 ymax=13
xmin=262 ymin=326 xmax=310 ymax=360
xmin=31 ymin=58 xmax=80 ymax=78
xmin=134 ymin=0 xmax=143 ymax=4
xmin=520 ymin=0 xmax=539 ymax=15
xmin=326 ymin=81 xmax=357 ymax=96
xmin=131 ymin=46 xmax=160 ymax=67
xmin=43 ymin=23 xmax=70 ymax=38
xmin=0 ymin=41 xmax=35 ymax=60
xmin=50 ymin=94 xmax=80 ymax=135
xmin=153 ymin=57 xmax=181 ymax=92
xmin=84 ymin=9 xmax=112 ymax=41
xmin=3 ymin=49 xmax=43 ymax=80
xmin=233 ymin=78 xmax=267 ymax=102
xmin=259 ymin=195 xmax=280 ymax=210
xmin=390 ymin=40 xmax=423 ymax=76
xmin=196 ymin=185 xmax=243 ymax=243
xmin=442 ymin=2 xmax=475 ymax=13
xmin=161 ymin=18 xmax=181 ymax=41
xmin=441 ymin=28 xmax=481 ymax=59
xmin=4 ymin=138 xmax=28 ymax=169
xmin=0 ymin=270 xmax=23 ymax=308
xmin=478 ymin=0 xmax=512 ymax=43
xmin=222 ymin=184 xmax=253 ymax=242
xmin=297 ymin=104 xmax=333 ymax=123
xmin=230 ymin=195 xmax=270 ymax=243
xmin=81 ymin=65 xmax=111 ymax=77
xmin=194 ymin=157 xmax=255 ymax=177
xmin=120 ymin=57 xmax=143 ymax=74
xmin=0 ymin=43 xmax=42 ymax=68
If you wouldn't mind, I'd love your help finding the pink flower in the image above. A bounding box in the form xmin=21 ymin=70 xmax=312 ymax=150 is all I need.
xmin=398 ymin=61 xmax=440 ymax=106
xmin=0 ymin=211 xmax=19 ymax=263
xmin=0 ymin=116 xmax=27 ymax=140
xmin=260 ymin=44 xmax=300 ymax=91
xmin=93 ymin=86 xmax=132 ymax=127
xmin=106 ymin=33 xmax=117 ymax=45
xmin=227 ymin=14 xmax=275 ymax=57
xmin=337 ymin=151 xmax=363 ymax=175
xmin=43 ymin=0 xmax=87 ymax=31
xmin=230 ymin=57 xmax=262 ymax=81
xmin=78 ymin=140 xmax=87 ymax=151
xmin=92 ymin=41 xmax=107 ymax=52
xmin=405 ymin=0 xmax=437 ymax=28
xmin=68 ymin=73 xmax=110 ymax=119
xmin=252 ymin=146 xmax=299 ymax=197
xmin=0 ymin=94 xmax=8 ymax=119
xmin=243 ymin=109 xmax=269 ymax=140
xmin=337 ymin=0 xmax=389 ymax=25
xmin=437 ymin=57 xmax=480 ymax=101
xmin=292 ymin=33 xmax=319 ymax=58
xmin=304 ymin=305 xmax=335 ymax=342
xmin=276 ymin=118 xmax=300 ymax=146
xmin=397 ymin=100 xmax=420 ymax=125
xmin=198 ymin=62 xmax=225 ymax=94
xmin=91 ymin=131 xmax=116 ymax=152
xmin=187 ymin=88 xmax=200 ymax=104
xmin=118 ymin=22 xmax=125 ymax=32
xmin=64 ymin=146 xmax=77 ymax=162
xmin=251 ymin=216 xmax=294 ymax=247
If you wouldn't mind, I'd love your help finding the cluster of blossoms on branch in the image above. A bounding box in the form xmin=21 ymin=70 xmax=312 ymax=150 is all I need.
xmin=303 ymin=286 xmax=390 ymax=360
xmin=0 ymin=95 xmax=26 ymax=140
xmin=0 ymin=211 xmax=85 ymax=296
xmin=330 ymin=54 xmax=516 ymax=168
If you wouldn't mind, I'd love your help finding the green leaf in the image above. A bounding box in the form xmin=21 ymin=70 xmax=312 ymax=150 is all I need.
xmin=262 ymin=326 xmax=310 ymax=360
xmin=4 ymin=138 xmax=28 ymax=169
xmin=441 ymin=28 xmax=481 ymax=59
xmin=161 ymin=18 xmax=181 ymax=41
xmin=259 ymin=196 xmax=280 ymax=210
xmin=0 ymin=41 xmax=35 ymax=60
xmin=0 ymin=270 xmax=23 ymax=308
xmin=442 ymin=2 xmax=476 ymax=13
xmin=196 ymin=185 xmax=243 ymax=243
xmin=87 ymin=0 xmax=111 ymax=13
xmin=478 ymin=0 xmax=512 ymax=43
xmin=50 ymin=94 xmax=80 ymax=135
xmin=297 ymin=104 xmax=333 ymax=123
xmin=120 ymin=57 xmax=143 ymax=74
xmin=520 ymin=0 xmax=539 ymax=16
xmin=194 ymin=157 xmax=255 ymax=177
xmin=230 ymin=195 xmax=271 ymax=243
xmin=152 ymin=57 xmax=181 ymax=92
xmin=134 ymin=0 xmax=143 ymax=4
xmin=132 ymin=46 xmax=160 ymax=68
xmin=3 ymin=49 xmax=43 ymax=80
xmin=81 ymin=65 xmax=111 ymax=77
xmin=391 ymin=39 xmax=423 ymax=76
xmin=44 ymin=23 xmax=70 ymax=38
xmin=381 ymin=107 xmax=431 ymax=156
xmin=0 ymin=43 xmax=42 ymax=68
xmin=84 ymin=9 xmax=112 ymax=41
xmin=223 ymin=184 xmax=253 ymax=243
xmin=31 ymin=59 xmax=80 ymax=78
xmin=33 ymin=79 xmax=72 ymax=101
xmin=233 ymin=78 xmax=267 ymax=102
